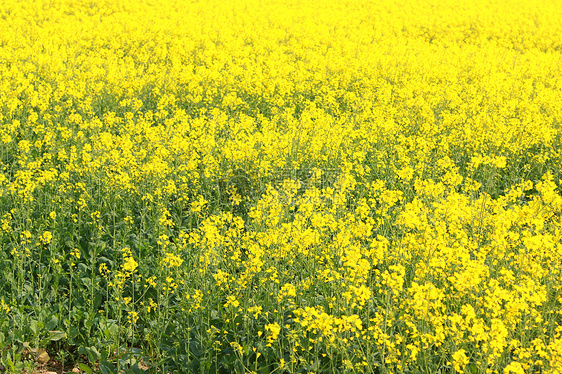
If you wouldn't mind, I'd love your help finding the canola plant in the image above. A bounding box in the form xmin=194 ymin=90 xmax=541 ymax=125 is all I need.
xmin=1 ymin=0 xmax=562 ymax=373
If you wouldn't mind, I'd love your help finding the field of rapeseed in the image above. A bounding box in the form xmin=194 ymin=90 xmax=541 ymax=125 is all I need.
xmin=1 ymin=0 xmax=562 ymax=373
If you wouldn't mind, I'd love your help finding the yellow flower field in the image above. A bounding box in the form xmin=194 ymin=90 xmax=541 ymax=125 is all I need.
xmin=1 ymin=0 xmax=562 ymax=373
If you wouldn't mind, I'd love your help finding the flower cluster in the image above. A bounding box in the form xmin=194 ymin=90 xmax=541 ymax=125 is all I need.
xmin=0 ymin=0 xmax=561 ymax=372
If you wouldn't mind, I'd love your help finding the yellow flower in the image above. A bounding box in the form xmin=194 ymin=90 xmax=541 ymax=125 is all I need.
xmin=0 ymin=299 xmax=10 ymax=313
xmin=277 ymin=283 xmax=296 ymax=303
xmin=161 ymin=251 xmax=183 ymax=267
xmin=99 ymin=263 xmax=109 ymax=276
xmin=451 ymin=349 xmax=469 ymax=372
xmin=248 ymin=305 xmax=262 ymax=319
xmin=265 ymin=322 xmax=281 ymax=347
xmin=40 ymin=231 xmax=53 ymax=245
xmin=224 ymin=295 xmax=239 ymax=308
xmin=127 ymin=311 xmax=139 ymax=324
xmin=503 ymin=362 xmax=525 ymax=374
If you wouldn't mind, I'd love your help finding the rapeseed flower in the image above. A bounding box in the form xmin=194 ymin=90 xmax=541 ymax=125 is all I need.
xmin=1 ymin=0 xmax=562 ymax=372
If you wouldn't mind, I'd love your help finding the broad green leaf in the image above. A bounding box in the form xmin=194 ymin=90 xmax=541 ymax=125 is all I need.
xmin=49 ymin=330 xmax=66 ymax=341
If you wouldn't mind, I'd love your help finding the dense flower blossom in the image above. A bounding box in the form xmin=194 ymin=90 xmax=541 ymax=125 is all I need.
xmin=0 ymin=0 xmax=561 ymax=372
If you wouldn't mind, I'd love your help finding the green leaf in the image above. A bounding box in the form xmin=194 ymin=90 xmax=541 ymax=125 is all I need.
xmin=188 ymin=340 xmax=203 ymax=357
xmin=49 ymin=330 xmax=66 ymax=341
xmin=30 ymin=320 xmax=38 ymax=335
xmin=2 ymin=355 xmax=15 ymax=372
xmin=99 ymin=360 xmax=116 ymax=374
xmin=67 ymin=326 xmax=80 ymax=341
xmin=84 ymin=346 xmax=101 ymax=363
xmin=45 ymin=316 xmax=59 ymax=330
xmin=78 ymin=263 xmax=90 ymax=273
xmin=78 ymin=363 xmax=93 ymax=374
xmin=98 ymin=256 xmax=113 ymax=266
